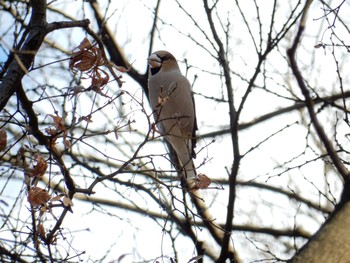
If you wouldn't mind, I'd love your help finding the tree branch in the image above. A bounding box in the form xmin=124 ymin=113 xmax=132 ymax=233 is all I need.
xmin=0 ymin=0 xmax=48 ymax=110
xmin=0 ymin=245 xmax=30 ymax=263
xmin=201 ymin=91 xmax=350 ymax=142
xmin=202 ymin=1 xmax=239 ymax=261
xmin=287 ymin=0 xmax=349 ymax=185
xmin=88 ymin=0 xmax=148 ymax=93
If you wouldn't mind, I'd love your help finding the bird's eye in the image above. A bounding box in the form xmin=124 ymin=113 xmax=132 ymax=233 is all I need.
xmin=157 ymin=54 xmax=168 ymax=62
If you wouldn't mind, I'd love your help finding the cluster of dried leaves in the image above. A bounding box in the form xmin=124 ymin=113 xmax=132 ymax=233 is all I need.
xmin=1 ymin=123 xmax=73 ymax=246
xmin=27 ymin=187 xmax=73 ymax=209
xmin=23 ymin=152 xmax=48 ymax=178
xmin=16 ymin=145 xmax=72 ymax=206
xmin=27 ymin=186 xmax=73 ymax=245
xmin=45 ymin=114 xmax=70 ymax=148
xmin=69 ymin=38 xmax=109 ymax=95
xmin=69 ymin=38 xmax=129 ymax=96
xmin=27 ymin=187 xmax=51 ymax=206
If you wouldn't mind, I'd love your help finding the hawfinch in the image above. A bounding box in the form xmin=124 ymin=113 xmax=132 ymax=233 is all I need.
xmin=147 ymin=50 xmax=198 ymax=185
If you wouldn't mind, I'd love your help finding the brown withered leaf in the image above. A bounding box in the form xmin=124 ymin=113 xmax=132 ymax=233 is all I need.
xmin=25 ymin=153 xmax=48 ymax=178
xmin=33 ymin=153 xmax=47 ymax=177
xmin=46 ymin=114 xmax=70 ymax=148
xmin=45 ymin=127 xmax=56 ymax=137
xmin=62 ymin=196 xmax=74 ymax=207
xmin=39 ymin=205 xmax=48 ymax=218
xmin=37 ymin=223 xmax=46 ymax=241
xmin=92 ymin=68 xmax=109 ymax=86
xmin=16 ymin=145 xmax=31 ymax=168
xmin=47 ymin=114 xmax=65 ymax=132
xmin=81 ymin=115 xmax=93 ymax=123
xmin=69 ymin=38 xmax=104 ymax=72
xmin=70 ymin=38 xmax=112 ymax=92
xmin=0 ymin=128 xmax=7 ymax=152
xmin=188 ymin=173 xmax=211 ymax=192
xmin=63 ymin=138 xmax=71 ymax=148
xmin=50 ymin=193 xmax=65 ymax=202
xmin=196 ymin=174 xmax=211 ymax=189
xmin=27 ymin=187 xmax=51 ymax=207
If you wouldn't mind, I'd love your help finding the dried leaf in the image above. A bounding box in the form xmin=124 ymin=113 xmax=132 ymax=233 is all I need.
xmin=27 ymin=187 xmax=51 ymax=207
xmin=47 ymin=114 xmax=65 ymax=132
xmin=39 ymin=205 xmax=48 ymax=218
xmin=34 ymin=153 xmax=47 ymax=177
xmin=64 ymin=138 xmax=71 ymax=148
xmin=0 ymin=128 xmax=7 ymax=151
xmin=70 ymin=38 xmax=112 ymax=91
xmin=49 ymin=234 xmax=57 ymax=245
xmin=37 ymin=223 xmax=46 ymax=241
xmin=196 ymin=174 xmax=211 ymax=189
xmin=46 ymin=114 xmax=69 ymax=148
xmin=16 ymin=145 xmax=31 ymax=168
xmin=50 ymin=193 xmax=65 ymax=202
xmin=69 ymin=38 xmax=104 ymax=72
xmin=62 ymin=196 xmax=74 ymax=207
xmin=25 ymin=153 xmax=48 ymax=178
xmin=188 ymin=174 xmax=211 ymax=191
xmin=91 ymin=68 xmax=109 ymax=88
xmin=76 ymin=37 xmax=90 ymax=50
xmin=45 ymin=127 xmax=56 ymax=137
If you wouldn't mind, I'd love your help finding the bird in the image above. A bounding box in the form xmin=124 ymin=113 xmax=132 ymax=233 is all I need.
xmin=147 ymin=50 xmax=198 ymax=188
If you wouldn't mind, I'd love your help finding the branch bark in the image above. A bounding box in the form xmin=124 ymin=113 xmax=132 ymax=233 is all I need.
xmin=0 ymin=0 xmax=91 ymax=111
xmin=0 ymin=0 xmax=47 ymax=110
xmin=291 ymin=202 xmax=350 ymax=263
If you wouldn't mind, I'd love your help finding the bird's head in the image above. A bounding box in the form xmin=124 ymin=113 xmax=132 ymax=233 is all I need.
xmin=148 ymin=50 xmax=179 ymax=75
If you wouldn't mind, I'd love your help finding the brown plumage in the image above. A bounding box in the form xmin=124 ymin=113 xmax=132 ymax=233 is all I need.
xmin=148 ymin=50 xmax=198 ymax=181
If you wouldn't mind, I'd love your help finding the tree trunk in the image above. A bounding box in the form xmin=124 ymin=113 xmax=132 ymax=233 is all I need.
xmin=291 ymin=202 xmax=350 ymax=263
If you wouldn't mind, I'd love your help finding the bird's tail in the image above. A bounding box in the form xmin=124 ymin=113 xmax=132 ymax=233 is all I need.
xmin=182 ymin=158 xmax=198 ymax=190
xmin=183 ymin=157 xmax=196 ymax=179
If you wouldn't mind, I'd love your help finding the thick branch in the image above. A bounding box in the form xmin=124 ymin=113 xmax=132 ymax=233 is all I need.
xmin=0 ymin=0 xmax=48 ymax=110
xmin=292 ymin=202 xmax=350 ymax=262
xmin=0 ymin=1 xmax=90 ymax=111
xmin=0 ymin=246 xmax=29 ymax=263
xmin=46 ymin=19 xmax=90 ymax=32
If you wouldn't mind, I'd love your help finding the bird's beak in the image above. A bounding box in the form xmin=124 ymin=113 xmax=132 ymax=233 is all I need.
xmin=148 ymin=54 xmax=162 ymax=68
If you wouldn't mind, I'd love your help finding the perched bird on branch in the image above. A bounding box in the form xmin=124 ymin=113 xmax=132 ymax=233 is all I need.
xmin=147 ymin=50 xmax=199 ymax=188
